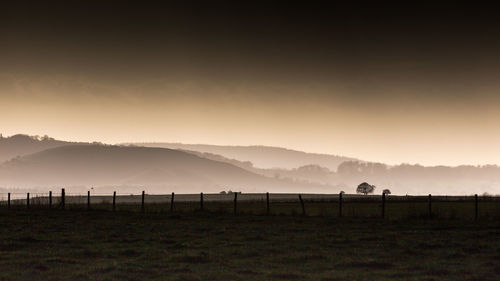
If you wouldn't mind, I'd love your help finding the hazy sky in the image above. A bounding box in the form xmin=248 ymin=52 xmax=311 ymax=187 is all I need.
xmin=2 ymin=1 xmax=500 ymax=166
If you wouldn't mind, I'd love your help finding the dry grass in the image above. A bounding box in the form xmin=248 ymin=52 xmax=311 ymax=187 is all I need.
xmin=0 ymin=209 xmax=498 ymax=280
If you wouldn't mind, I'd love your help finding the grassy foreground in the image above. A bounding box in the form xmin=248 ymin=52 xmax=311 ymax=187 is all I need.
xmin=0 ymin=210 xmax=499 ymax=280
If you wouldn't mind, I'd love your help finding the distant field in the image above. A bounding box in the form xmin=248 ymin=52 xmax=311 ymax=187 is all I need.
xmin=0 ymin=210 xmax=499 ymax=280
xmin=2 ymin=193 xmax=500 ymax=220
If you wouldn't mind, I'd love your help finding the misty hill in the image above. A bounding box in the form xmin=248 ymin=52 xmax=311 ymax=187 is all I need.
xmin=332 ymin=161 xmax=500 ymax=195
xmin=0 ymin=144 xmax=330 ymax=193
xmin=131 ymin=143 xmax=358 ymax=170
xmin=155 ymin=148 xmax=500 ymax=195
xmin=175 ymin=149 xmax=337 ymax=184
xmin=0 ymin=134 xmax=77 ymax=163
xmin=3 ymin=135 xmax=499 ymax=195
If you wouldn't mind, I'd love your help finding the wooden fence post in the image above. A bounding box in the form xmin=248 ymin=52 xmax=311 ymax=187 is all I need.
xmin=61 ymin=188 xmax=65 ymax=210
xmin=49 ymin=191 xmax=52 ymax=209
xmin=428 ymin=194 xmax=432 ymax=219
xmin=475 ymin=194 xmax=478 ymax=221
xmin=299 ymin=194 xmax=305 ymax=216
xmin=234 ymin=192 xmax=238 ymax=215
xmin=382 ymin=192 xmax=386 ymax=219
xmin=200 ymin=192 xmax=204 ymax=211
xmin=113 ymin=191 xmax=116 ymax=211
xmin=266 ymin=192 xmax=270 ymax=215
xmin=27 ymin=193 xmax=30 ymax=209
xmin=141 ymin=191 xmax=145 ymax=213
xmin=170 ymin=192 xmax=175 ymax=212
xmin=7 ymin=193 xmax=10 ymax=209
xmin=87 ymin=191 xmax=90 ymax=210
xmin=339 ymin=192 xmax=343 ymax=217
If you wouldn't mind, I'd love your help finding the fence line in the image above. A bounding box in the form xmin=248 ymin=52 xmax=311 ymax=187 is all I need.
xmin=0 ymin=190 xmax=499 ymax=220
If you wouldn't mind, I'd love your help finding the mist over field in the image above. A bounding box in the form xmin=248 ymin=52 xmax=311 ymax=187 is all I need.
xmin=1 ymin=134 xmax=499 ymax=195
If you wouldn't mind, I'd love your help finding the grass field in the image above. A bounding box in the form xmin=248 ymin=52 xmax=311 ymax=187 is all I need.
xmin=4 ymin=193 xmax=500 ymax=220
xmin=0 ymin=209 xmax=499 ymax=280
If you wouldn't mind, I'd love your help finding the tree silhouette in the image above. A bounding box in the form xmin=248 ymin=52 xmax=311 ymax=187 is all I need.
xmin=356 ymin=182 xmax=375 ymax=195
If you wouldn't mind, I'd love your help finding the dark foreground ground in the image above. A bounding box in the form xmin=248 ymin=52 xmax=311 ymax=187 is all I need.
xmin=0 ymin=210 xmax=499 ymax=280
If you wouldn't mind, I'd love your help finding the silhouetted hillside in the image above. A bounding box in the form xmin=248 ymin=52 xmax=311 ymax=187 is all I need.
xmin=164 ymin=149 xmax=500 ymax=195
xmin=177 ymin=149 xmax=337 ymax=185
xmin=3 ymin=135 xmax=499 ymax=195
xmin=131 ymin=143 xmax=358 ymax=170
xmin=126 ymin=145 xmax=500 ymax=195
xmin=0 ymin=134 xmax=79 ymax=163
xmin=0 ymin=144 xmax=330 ymax=193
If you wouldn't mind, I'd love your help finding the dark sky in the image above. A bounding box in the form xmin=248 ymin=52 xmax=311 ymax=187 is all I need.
xmin=2 ymin=1 xmax=500 ymax=165
xmin=3 ymin=1 xmax=500 ymax=78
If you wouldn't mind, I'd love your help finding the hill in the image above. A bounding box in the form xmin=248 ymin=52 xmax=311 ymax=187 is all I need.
xmin=130 ymin=143 xmax=358 ymax=170
xmin=175 ymin=149 xmax=337 ymax=185
xmin=4 ymin=136 xmax=498 ymax=195
xmin=0 ymin=134 xmax=77 ymax=163
xmin=0 ymin=144 xmax=330 ymax=193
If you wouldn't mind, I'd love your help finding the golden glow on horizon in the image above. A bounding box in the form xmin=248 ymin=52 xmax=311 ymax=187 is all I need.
xmin=1 ymin=73 xmax=500 ymax=166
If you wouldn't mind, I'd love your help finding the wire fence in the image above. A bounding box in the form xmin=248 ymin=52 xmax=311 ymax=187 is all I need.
xmin=0 ymin=190 xmax=499 ymax=220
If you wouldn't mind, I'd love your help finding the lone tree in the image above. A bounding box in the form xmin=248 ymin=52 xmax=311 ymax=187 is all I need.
xmin=382 ymin=189 xmax=391 ymax=195
xmin=356 ymin=182 xmax=375 ymax=195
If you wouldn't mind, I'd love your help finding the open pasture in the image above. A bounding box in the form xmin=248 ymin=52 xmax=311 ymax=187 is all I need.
xmin=0 ymin=209 xmax=499 ymax=280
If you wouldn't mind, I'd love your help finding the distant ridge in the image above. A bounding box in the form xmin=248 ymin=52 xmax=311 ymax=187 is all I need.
xmin=3 ymin=135 xmax=499 ymax=195
xmin=0 ymin=144 xmax=330 ymax=193
xmin=130 ymin=143 xmax=359 ymax=170
xmin=0 ymin=134 xmax=78 ymax=163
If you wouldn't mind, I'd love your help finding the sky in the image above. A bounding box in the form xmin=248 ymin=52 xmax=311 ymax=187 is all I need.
xmin=2 ymin=1 xmax=500 ymax=166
